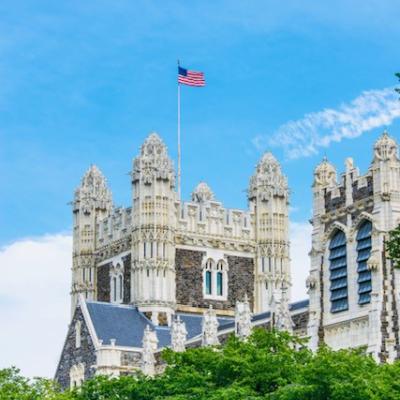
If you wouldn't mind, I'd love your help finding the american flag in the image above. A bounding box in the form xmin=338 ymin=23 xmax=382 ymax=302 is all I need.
xmin=178 ymin=66 xmax=205 ymax=87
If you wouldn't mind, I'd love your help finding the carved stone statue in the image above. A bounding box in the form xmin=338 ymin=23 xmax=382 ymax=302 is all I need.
xmin=272 ymin=289 xmax=294 ymax=332
xmin=171 ymin=316 xmax=187 ymax=352
xmin=192 ymin=182 xmax=215 ymax=203
xmin=141 ymin=325 xmax=158 ymax=376
xmin=202 ymin=305 xmax=220 ymax=346
xmin=235 ymin=294 xmax=252 ymax=340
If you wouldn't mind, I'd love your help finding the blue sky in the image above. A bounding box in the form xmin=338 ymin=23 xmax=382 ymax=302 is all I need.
xmin=1 ymin=0 xmax=400 ymax=378
xmin=1 ymin=0 xmax=400 ymax=244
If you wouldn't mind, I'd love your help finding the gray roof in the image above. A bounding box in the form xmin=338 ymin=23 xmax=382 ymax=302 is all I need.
xmin=85 ymin=299 xmax=309 ymax=349
xmin=86 ymin=301 xmax=233 ymax=348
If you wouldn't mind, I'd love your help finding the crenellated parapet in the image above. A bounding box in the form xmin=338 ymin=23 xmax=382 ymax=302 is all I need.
xmin=176 ymin=183 xmax=253 ymax=244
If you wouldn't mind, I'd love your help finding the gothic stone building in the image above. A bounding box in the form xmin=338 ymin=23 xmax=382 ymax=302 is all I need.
xmin=55 ymin=131 xmax=400 ymax=389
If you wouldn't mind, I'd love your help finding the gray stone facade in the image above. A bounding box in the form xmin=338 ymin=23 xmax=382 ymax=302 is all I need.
xmin=175 ymin=248 xmax=254 ymax=311
xmin=97 ymin=263 xmax=111 ymax=302
xmin=55 ymin=306 xmax=96 ymax=390
xmin=122 ymin=254 xmax=131 ymax=304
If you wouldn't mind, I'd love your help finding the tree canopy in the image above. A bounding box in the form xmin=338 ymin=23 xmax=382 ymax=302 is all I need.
xmin=2 ymin=329 xmax=400 ymax=400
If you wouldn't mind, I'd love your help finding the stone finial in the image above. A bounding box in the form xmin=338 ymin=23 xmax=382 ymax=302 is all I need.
xmin=374 ymin=131 xmax=398 ymax=162
xmin=248 ymin=151 xmax=288 ymax=201
xmin=141 ymin=325 xmax=158 ymax=376
xmin=132 ymin=132 xmax=175 ymax=187
xmin=192 ymin=182 xmax=215 ymax=203
xmin=313 ymin=157 xmax=337 ymax=188
xmin=235 ymin=294 xmax=252 ymax=340
xmin=272 ymin=289 xmax=294 ymax=332
xmin=74 ymin=164 xmax=113 ymax=213
xmin=171 ymin=316 xmax=187 ymax=352
xmin=202 ymin=305 xmax=220 ymax=346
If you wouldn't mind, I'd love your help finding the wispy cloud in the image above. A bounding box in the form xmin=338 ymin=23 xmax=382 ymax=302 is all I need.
xmin=253 ymin=87 xmax=400 ymax=159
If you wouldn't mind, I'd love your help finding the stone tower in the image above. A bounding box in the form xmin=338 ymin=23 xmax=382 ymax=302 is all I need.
xmin=71 ymin=165 xmax=113 ymax=316
xmin=131 ymin=133 xmax=177 ymax=325
xmin=248 ymin=152 xmax=291 ymax=313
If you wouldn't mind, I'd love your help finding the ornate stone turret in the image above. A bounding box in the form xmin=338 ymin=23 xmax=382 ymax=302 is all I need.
xmin=131 ymin=133 xmax=177 ymax=325
xmin=373 ymin=131 xmax=398 ymax=162
xmin=248 ymin=152 xmax=291 ymax=313
xmin=171 ymin=316 xmax=187 ymax=352
xmin=313 ymin=157 xmax=337 ymax=189
xmin=235 ymin=294 xmax=252 ymax=340
xmin=71 ymin=165 xmax=112 ymax=316
xmin=141 ymin=325 xmax=158 ymax=376
xmin=202 ymin=305 xmax=219 ymax=346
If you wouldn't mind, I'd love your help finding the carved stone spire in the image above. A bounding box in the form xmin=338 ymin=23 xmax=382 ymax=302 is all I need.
xmin=74 ymin=164 xmax=113 ymax=214
xmin=272 ymin=288 xmax=294 ymax=332
xmin=235 ymin=294 xmax=252 ymax=340
xmin=313 ymin=157 xmax=337 ymax=188
xmin=171 ymin=316 xmax=188 ymax=352
xmin=132 ymin=132 xmax=175 ymax=187
xmin=373 ymin=130 xmax=398 ymax=162
xmin=192 ymin=182 xmax=215 ymax=203
xmin=248 ymin=152 xmax=289 ymax=201
xmin=141 ymin=325 xmax=158 ymax=376
xmin=202 ymin=305 xmax=220 ymax=346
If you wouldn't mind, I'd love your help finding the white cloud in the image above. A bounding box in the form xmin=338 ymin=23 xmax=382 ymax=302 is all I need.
xmin=0 ymin=234 xmax=71 ymax=378
xmin=254 ymin=87 xmax=400 ymax=159
xmin=290 ymin=221 xmax=312 ymax=301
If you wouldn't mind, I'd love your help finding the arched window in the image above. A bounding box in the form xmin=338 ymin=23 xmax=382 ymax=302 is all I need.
xmin=356 ymin=220 xmax=372 ymax=305
xmin=204 ymin=259 xmax=228 ymax=299
xmin=110 ymin=263 xmax=124 ymax=304
xmin=205 ymin=260 xmax=213 ymax=295
xmin=216 ymin=261 xmax=225 ymax=296
xmin=329 ymin=230 xmax=348 ymax=313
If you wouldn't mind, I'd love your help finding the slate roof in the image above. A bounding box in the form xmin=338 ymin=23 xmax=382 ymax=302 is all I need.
xmin=86 ymin=301 xmax=233 ymax=348
xmin=85 ymin=299 xmax=309 ymax=349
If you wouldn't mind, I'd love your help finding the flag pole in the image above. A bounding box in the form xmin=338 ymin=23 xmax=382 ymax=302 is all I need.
xmin=177 ymin=60 xmax=181 ymax=201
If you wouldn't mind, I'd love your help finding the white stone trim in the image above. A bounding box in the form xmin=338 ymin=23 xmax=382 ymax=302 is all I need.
xmin=176 ymin=243 xmax=253 ymax=259
xmin=79 ymin=295 xmax=101 ymax=349
xmin=97 ymin=251 xmax=131 ymax=267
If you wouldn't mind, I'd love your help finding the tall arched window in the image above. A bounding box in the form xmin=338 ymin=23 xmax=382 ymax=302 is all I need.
xmin=205 ymin=259 xmax=213 ymax=295
xmin=329 ymin=230 xmax=348 ymax=313
xmin=110 ymin=263 xmax=124 ymax=304
xmin=356 ymin=220 xmax=372 ymax=305
xmin=216 ymin=261 xmax=224 ymax=296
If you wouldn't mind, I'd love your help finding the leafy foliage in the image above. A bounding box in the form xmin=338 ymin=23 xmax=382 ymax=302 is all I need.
xmin=3 ymin=329 xmax=400 ymax=399
xmin=387 ymin=224 xmax=400 ymax=268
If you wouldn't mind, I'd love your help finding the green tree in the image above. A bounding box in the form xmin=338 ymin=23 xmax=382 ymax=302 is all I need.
xmin=0 ymin=367 xmax=70 ymax=400
xmin=396 ymin=73 xmax=400 ymax=97
xmin=387 ymin=224 xmax=400 ymax=268
xmin=4 ymin=329 xmax=400 ymax=399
